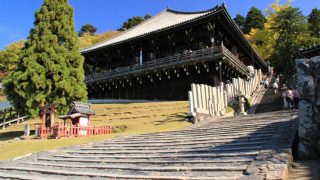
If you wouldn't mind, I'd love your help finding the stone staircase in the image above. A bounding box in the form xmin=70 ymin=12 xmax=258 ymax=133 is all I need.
xmin=0 ymin=111 xmax=297 ymax=179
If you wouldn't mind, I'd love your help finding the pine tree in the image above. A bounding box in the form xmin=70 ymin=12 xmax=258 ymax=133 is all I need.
xmin=243 ymin=7 xmax=266 ymax=34
xmin=78 ymin=24 xmax=97 ymax=37
xmin=233 ymin=14 xmax=246 ymax=32
xmin=4 ymin=0 xmax=87 ymax=117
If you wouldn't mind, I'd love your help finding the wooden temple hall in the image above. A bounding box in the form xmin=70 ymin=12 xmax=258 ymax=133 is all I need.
xmin=82 ymin=4 xmax=268 ymax=100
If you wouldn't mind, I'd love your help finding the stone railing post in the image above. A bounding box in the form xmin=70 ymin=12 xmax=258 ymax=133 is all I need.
xmin=188 ymin=91 xmax=195 ymax=116
xmin=296 ymin=58 xmax=320 ymax=159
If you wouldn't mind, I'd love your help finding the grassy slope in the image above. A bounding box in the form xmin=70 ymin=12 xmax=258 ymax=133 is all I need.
xmin=79 ymin=31 xmax=120 ymax=48
xmin=0 ymin=101 xmax=190 ymax=160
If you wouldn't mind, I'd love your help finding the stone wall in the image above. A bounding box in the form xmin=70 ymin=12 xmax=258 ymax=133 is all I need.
xmin=296 ymin=57 xmax=320 ymax=159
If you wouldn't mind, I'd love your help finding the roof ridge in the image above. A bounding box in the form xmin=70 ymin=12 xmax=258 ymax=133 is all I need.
xmin=166 ymin=4 xmax=222 ymax=14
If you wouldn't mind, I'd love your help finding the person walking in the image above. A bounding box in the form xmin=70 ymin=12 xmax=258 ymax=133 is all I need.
xmin=281 ymin=84 xmax=288 ymax=108
xmin=286 ymin=87 xmax=294 ymax=110
xmin=264 ymin=79 xmax=269 ymax=89
xmin=272 ymin=81 xmax=279 ymax=94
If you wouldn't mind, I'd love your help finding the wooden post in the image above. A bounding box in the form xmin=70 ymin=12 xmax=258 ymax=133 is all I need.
xmin=41 ymin=112 xmax=45 ymax=128
xmin=17 ymin=113 xmax=20 ymax=124
xmin=50 ymin=105 xmax=55 ymax=127
xmin=2 ymin=109 xmax=6 ymax=130
xmin=35 ymin=125 xmax=39 ymax=137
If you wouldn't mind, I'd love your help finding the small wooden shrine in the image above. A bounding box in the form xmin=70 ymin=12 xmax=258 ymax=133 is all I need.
xmin=37 ymin=102 xmax=112 ymax=139
xmin=59 ymin=102 xmax=95 ymax=126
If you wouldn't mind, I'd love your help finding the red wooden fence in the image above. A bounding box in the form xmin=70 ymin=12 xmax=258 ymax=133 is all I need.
xmin=37 ymin=123 xmax=112 ymax=138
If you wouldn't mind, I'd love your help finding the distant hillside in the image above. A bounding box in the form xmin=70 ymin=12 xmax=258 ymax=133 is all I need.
xmin=79 ymin=31 xmax=120 ymax=48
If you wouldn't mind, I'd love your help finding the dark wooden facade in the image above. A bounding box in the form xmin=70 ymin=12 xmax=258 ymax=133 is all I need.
xmin=82 ymin=4 xmax=268 ymax=100
xmin=301 ymin=44 xmax=320 ymax=58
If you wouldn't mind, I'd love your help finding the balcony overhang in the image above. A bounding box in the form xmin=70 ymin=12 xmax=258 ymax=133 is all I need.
xmin=85 ymin=45 xmax=250 ymax=84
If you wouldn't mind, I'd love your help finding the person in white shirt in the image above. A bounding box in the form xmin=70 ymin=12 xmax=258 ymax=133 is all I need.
xmin=272 ymin=81 xmax=279 ymax=94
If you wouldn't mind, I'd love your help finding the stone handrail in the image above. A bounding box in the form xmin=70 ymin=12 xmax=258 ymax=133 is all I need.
xmin=188 ymin=68 xmax=262 ymax=121
xmin=296 ymin=57 xmax=320 ymax=159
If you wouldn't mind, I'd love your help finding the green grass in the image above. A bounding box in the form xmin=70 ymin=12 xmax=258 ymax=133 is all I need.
xmin=0 ymin=101 xmax=191 ymax=160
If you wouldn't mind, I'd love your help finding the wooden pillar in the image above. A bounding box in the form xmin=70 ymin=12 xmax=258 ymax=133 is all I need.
xmin=41 ymin=112 xmax=45 ymax=128
xmin=50 ymin=106 xmax=55 ymax=127
xmin=88 ymin=115 xmax=91 ymax=126
xmin=2 ymin=109 xmax=6 ymax=130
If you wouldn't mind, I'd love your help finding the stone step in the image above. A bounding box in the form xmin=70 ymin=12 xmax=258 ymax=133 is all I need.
xmin=0 ymin=166 xmax=241 ymax=179
xmin=117 ymin=127 xmax=277 ymax=140
xmin=134 ymin=123 xmax=278 ymax=137
xmin=53 ymin=151 xmax=259 ymax=159
xmin=23 ymin=162 xmax=248 ymax=171
xmin=37 ymin=156 xmax=254 ymax=164
xmin=92 ymin=137 xmax=271 ymax=149
xmin=84 ymin=140 xmax=267 ymax=151
xmin=103 ymin=133 xmax=274 ymax=145
xmin=0 ymin=172 xmax=56 ymax=180
xmin=64 ymin=145 xmax=263 ymax=155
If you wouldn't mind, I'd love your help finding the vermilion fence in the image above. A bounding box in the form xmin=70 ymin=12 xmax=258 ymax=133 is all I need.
xmin=37 ymin=123 xmax=112 ymax=138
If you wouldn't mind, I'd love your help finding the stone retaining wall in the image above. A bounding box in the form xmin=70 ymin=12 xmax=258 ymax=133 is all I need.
xmin=296 ymin=57 xmax=320 ymax=159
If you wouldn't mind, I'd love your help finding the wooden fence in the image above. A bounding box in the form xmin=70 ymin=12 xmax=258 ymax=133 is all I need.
xmin=37 ymin=123 xmax=112 ymax=139
xmin=0 ymin=116 xmax=28 ymax=130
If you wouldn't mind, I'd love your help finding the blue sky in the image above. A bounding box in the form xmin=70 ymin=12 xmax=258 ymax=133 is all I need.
xmin=0 ymin=0 xmax=319 ymax=50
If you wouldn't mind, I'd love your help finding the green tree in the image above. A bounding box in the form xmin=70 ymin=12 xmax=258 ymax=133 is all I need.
xmin=271 ymin=6 xmax=319 ymax=79
xmin=233 ymin=14 xmax=246 ymax=32
xmin=308 ymin=8 xmax=320 ymax=38
xmin=0 ymin=40 xmax=24 ymax=80
xmin=117 ymin=14 xmax=151 ymax=31
xmin=78 ymin=24 xmax=97 ymax=37
xmin=250 ymin=1 xmax=320 ymax=80
xmin=4 ymin=0 xmax=87 ymax=117
xmin=244 ymin=7 xmax=266 ymax=34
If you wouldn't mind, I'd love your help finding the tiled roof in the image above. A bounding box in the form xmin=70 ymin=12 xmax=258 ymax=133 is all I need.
xmin=300 ymin=43 xmax=320 ymax=52
xmin=0 ymin=101 xmax=13 ymax=111
xmin=81 ymin=5 xmax=223 ymax=53
xmin=70 ymin=102 xmax=95 ymax=115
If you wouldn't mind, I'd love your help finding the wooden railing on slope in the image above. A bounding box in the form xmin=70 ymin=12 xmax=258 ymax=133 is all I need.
xmin=0 ymin=116 xmax=28 ymax=130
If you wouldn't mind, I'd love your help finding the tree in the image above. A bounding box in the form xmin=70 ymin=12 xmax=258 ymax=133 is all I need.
xmin=233 ymin=14 xmax=246 ymax=32
xmin=0 ymin=40 xmax=24 ymax=80
xmin=4 ymin=0 xmax=87 ymax=117
xmin=250 ymin=1 xmax=320 ymax=80
xmin=308 ymin=8 xmax=320 ymax=38
xmin=78 ymin=24 xmax=97 ymax=37
xmin=271 ymin=7 xmax=308 ymax=78
xmin=117 ymin=14 xmax=151 ymax=31
xmin=243 ymin=7 xmax=266 ymax=34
